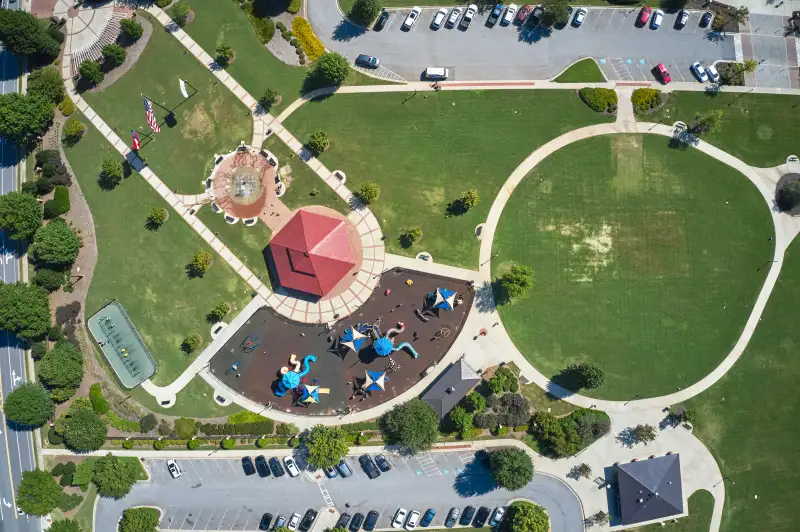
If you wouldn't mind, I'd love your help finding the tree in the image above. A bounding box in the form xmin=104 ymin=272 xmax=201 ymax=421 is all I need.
xmin=17 ymin=469 xmax=62 ymax=516
xmin=497 ymin=264 xmax=535 ymax=303
xmin=182 ymin=333 xmax=202 ymax=354
xmin=633 ymin=423 xmax=658 ymax=444
xmin=358 ymin=181 xmax=380 ymax=204
xmin=0 ymin=281 xmax=50 ymax=339
xmin=508 ymin=501 xmax=549 ymax=532
xmin=38 ymin=340 xmax=83 ymax=400
xmin=57 ymin=398 xmax=108 ymax=452
xmin=119 ymin=507 xmax=160 ymax=532
xmin=170 ymin=2 xmax=192 ymax=27
xmin=449 ymin=406 xmax=473 ymax=439
xmin=259 ymin=87 xmax=280 ymax=110
xmin=31 ymin=218 xmax=80 ymax=269
xmin=742 ymin=58 xmax=758 ymax=73
xmin=734 ymin=5 xmax=749 ymax=23
xmin=92 ymin=453 xmax=140 ymax=498
xmin=304 ymin=425 xmax=349 ymax=469
xmin=146 ymin=207 xmax=168 ymax=230
xmin=28 ymin=66 xmax=65 ymax=105
xmin=0 ymin=191 xmax=42 ymax=241
xmin=101 ymin=43 xmax=126 ymax=67
xmin=3 ymin=382 xmax=54 ymax=427
xmin=47 ymin=519 xmax=82 ymax=532
xmin=175 ymin=418 xmax=198 ymax=439
xmin=98 ymin=157 xmax=124 ymax=190
xmin=589 ymin=510 xmax=609 ymax=526
xmin=488 ymin=448 xmax=533 ymax=491
xmin=0 ymin=10 xmax=60 ymax=57
xmin=350 ymin=0 xmax=382 ymax=25
xmin=314 ymin=52 xmax=350 ymax=85
xmin=78 ymin=60 xmax=104 ymax=85
xmin=541 ymin=0 xmax=570 ymax=26
xmin=577 ymin=463 xmax=592 ymax=479
xmin=460 ymin=188 xmax=479 ymax=210
xmin=206 ymin=301 xmax=229 ymax=323
xmin=690 ymin=110 xmax=723 ymax=137
xmin=307 ymin=131 xmax=330 ymax=154
xmin=401 ymin=227 xmax=422 ymax=247
xmin=140 ymin=413 xmax=158 ymax=433
xmin=0 ymin=93 xmax=55 ymax=145
xmin=381 ymin=398 xmax=439 ymax=453
xmin=62 ymin=117 xmax=85 ymax=144
xmin=186 ymin=251 xmax=213 ymax=278
xmin=681 ymin=409 xmax=698 ymax=425
xmin=215 ymin=43 xmax=233 ymax=67
xmin=565 ymin=362 xmax=605 ymax=389
xmin=120 ymin=18 xmax=144 ymax=41
xmin=466 ymin=391 xmax=486 ymax=413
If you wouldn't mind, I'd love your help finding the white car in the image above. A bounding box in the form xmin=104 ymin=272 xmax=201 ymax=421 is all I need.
xmin=283 ymin=456 xmax=300 ymax=477
xmin=690 ymin=61 xmax=708 ymax=82
xmin=650 ymin=9 xmax=664 ymax=29
xmin=573 ymin=7 xmax=587 ymax=26
xmin=431 ymin=8 xmax=448 ymax=29
xmin=706 ymin=64 xmax=720 ymax=83
xmin=489 ymin=507 xmax=505 ymax=527
xmin=287 ymin=512 xmax=301 ymax=531
xmin=405 ymin=510 xmax=420 ymax=530
xmin=446 ymin=7 xmax=462 ymax=27
xmin=461 ymin=4 xmax=478 ymax=28
xmin=392 ymin=508 xmax=408 ymax=528
xmin=403 ymin=7 xmax=421 ymax=29
xmin=502 ymin=4 xmax=518 ymax=25
xmin=677 ymin=9 xmax=689 ymax=28
xmin=166 ymin=459 xmax=182 ymax=479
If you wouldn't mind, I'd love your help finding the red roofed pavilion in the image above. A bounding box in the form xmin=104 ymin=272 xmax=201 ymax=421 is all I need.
xmin=268 ymin=210 xmax=357 ymax=297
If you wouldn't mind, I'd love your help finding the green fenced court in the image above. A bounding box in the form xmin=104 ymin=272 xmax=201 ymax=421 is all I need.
xmin=88 ymin=300 xmax=156 ymax=388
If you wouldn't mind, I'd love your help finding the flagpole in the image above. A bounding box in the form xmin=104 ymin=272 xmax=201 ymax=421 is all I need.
xmin=141 ymin=93 xmax=170 ymax=113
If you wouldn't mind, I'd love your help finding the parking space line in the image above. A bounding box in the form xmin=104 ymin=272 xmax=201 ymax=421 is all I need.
xmin=615 ymin=11 xmax=628 ymax=32
xmin=178 ymin=509 xmax=190 ymax=530
xmin=229 ymin=509 xmax=241 ymax=530
xmin=192 ymin=510 xmax=203 ymax=531
xmin=204 ymin=510 xmax=215 ymax=530
xmin=592 ymin=9 xmax=604 ymax=30
xmin=188 ymin=461 xmax=204 ymax=483
xmin=242 ymin=514 xmax=252 ymax=531
xmin=604 ymin=11 xmax=616 ymax=30
xmin=202 ymin=460 xmax=217 ymax=481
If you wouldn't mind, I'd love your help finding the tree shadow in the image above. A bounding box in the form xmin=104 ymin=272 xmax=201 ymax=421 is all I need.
xmin=474 ymin=280 xmax=497 ymax=314
xmin=332 ymin=18 xmax=367 ymax=42
xmin=397 ymin=233 xmax=414 ymax=249
xmin=251 ymin=0 xmax=290 ymax=18
xmin=615 ymin=427 xmax=637 ymax=448
xmin=516 ymin=23 xmax=552 ymax=44
xmin=452 ymin=453 xmax=497 ymax=497
xmin=551 ymin=367 xmax=583 ymax=392
xmin=300 ymin=73 xmax=339 ymax=98
xmin=445 ymin=199 xmax=467 ymax=217
xmin=55 ymin=301 xmax=81 ymax=326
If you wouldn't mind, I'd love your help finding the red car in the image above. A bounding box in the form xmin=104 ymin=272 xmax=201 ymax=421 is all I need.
xmin=656 ymin=63 xmax=671 ymax=84
xmin=517 ymin=4 xmax=533 ymax=23
xmin=638 ymin=6 xmax=652 ymax=25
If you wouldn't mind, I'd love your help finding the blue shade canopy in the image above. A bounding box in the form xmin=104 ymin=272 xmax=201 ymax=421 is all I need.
xmin=364 ymin=370 xmax=388 ymax=392
xmin=432 ymin=287 xmax=456 ymax=311
xmin=374 ymin=337 xmax=393 ymax=356
xmin=299 ymin=384 xmax=320 ymax=403
xmin=281 ymin=370 xmax=300 ymax=389
xmin=341 ymin=327 xmax=368 ymax=352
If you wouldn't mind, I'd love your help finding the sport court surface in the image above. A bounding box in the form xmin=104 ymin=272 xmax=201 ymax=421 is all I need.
xmin=209 ymin=268 xmax=474 ymax=414
xmin=493 ymin=134 xmax=773 ymax=399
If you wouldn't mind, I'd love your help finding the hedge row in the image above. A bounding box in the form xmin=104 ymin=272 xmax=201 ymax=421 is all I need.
xmin=578 ymin=87 xmax=617 ymax=113
xmin=631 ymin=88 xmax=662 ymax=115
xmin=105 ymin=411 xmax=140 ymax=432
xmin=291 ymin=18 xmax=325 ymax=61
xmin=240 ymin=2 xmax=275 ymax=44
xmin=198 ymin=420 xmax=274 ymax=435
xmin=89 ymin=383 xmax=109 ymax=414
xmin=53 ymin=185 xmax=70 ymax=215
xmin=287 ymin=0 xmax=301 ymax=14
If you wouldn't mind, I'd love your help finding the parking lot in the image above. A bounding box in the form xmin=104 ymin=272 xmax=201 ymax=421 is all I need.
xmin=95 ymin=450 xmax=584 ymax=531
xmin=741 ymin=13 xmax=800 ymax=88
xmin=310 ymin=2 xmax=736 ymax=82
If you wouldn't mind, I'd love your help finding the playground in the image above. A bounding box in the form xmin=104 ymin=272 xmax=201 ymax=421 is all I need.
xmin=208 ymin=268 xmax=474 ymax=415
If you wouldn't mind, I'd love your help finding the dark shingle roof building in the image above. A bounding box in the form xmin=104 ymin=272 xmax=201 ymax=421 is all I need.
xmin=421 ymin=358 xmax=481 ymax=418
xmin=616 ymin=454 xmax=684 ymax=525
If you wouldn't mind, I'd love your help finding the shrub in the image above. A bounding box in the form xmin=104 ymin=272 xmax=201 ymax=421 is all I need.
xmin=155 ymin=0 xmax=171 ymax=6
xmin=181 ymin=333 xmax=202 ymax=354
xmin=281 ymin=30 xmax=292 ymax=40
xmin=140 ymin=413 xmax=157 ymax=433
xmin=78 ymin=60 xmax=103 ymax=85
xmin=120 ymin=18 xmax=143 ymax=41
xmin=187 ymin=438 xmax=201 ymax=450
xmin=240 ymin=2 xmax=275 ymax=43
xmin=146 ymin=207 xmax=168 ymax=229
xmin=31 ymin=342 xmax=46 ymax=359
xmin=33 ymin=268 xmax=63 ymax=292
xmin=169 ymin=2 xmax=192 ymax=26
xmin=259 ymin=87 xmax=280 ymax=110
xmin=42 ymin=200 xmax=58 ymax=220
xmin=47 ymin=27 xmax=65 ymax=44
xmin=307 ymin=131 xmax=329 ymax=154
xmin=88 ymin=383 xmax=109 ymax=414
xmin=58 ymin=96 xmax=74 ymax=116
xmin=276 ymin=21 xmax=286 ymax=31
xmin=287 ymin=0 xmax=301 ymax=14
xmin=215 ymin=43 xmax=234 ymax=67
xmin=62 ymin=117 xmax=85 ymax=144
xmin=314 ymin=52 xmax=350 ymax=85
xmin=288 ymin=437 xmax=299 ymax=447
xmin=350 ymin=0 xmax=382 ymax=25
xmin=186 ymin=251 xmax=213 ymax=278
xmin=122 ymin=439 xmax=134 ymax=449
xmin=291 ymin=18 xmax=325 ymax=61
xmin=276 ymin=423 xmax=298 ymax=436
xmin=157 ymin=419 xmax=172 ymax=436
xmin=631 ymin=88 xmax=661 ymax=114
xmin=153 ymin=439 xmax=166 ymax=450
xmin=466 ymin=391 xmax=486 ymax=413
xmin=53 ymin=185 xmax=70 ymax=215
xmin=358 ymin=181 xmax=380 ymax=204
xmin=99 ymin=158 xmax=124 ymax=189
xmin=711 ymin=13 xmax=726 ymax=31
xmin=28 ymin=66 xmax=65 ymax=105
xmin=401 ymin=227 xmax=422 ymax=246
xmin=48 ymin=426 xmax=63 ymax=445
xmin=101 ymin=43 xmax=126 ymax=67
xmin=497 ymin=264 xmax=535 ymax=304
xmin=57 ymin=493 xmax=82 ymax=512
xmin=175 ymin=417 xmax=198 ymax=439
xmin=206 ymin=301 xmax=230 ymax=323
xmin=221 ymin=437 xmax=236 ymax=449
xmin=578 ymin=87 xmax=617 ymax=113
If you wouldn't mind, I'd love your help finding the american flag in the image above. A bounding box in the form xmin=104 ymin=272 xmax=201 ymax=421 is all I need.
xmin=130 ymin=129 xmax=140 ymax=151
xmin=143 ymin=97 xmax=160 ymax=133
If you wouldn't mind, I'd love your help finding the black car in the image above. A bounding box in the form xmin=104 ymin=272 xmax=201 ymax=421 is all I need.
xmin=374 ymin=10 xmax=390 ymax=30
xmin=299 ymin=509 xmax=318 ymax=532
xmin=375 ymin=454 xmax=391 ymax=472
xmin=363 ymin=511 xmax=380 ymax=531
xmin=241 ymin=457 xmax=256 ymax=476
xmin=269 ymin=457 xmax=285 ymax=477
xmin=359 ymin=455 xmax=381 ymax=479
xmin=700 ymin=11 xmax=713 ymax=27
xmin=254 ymin=455 xmax=270 ymax=478
xmin=258 ymin=513 xmax=272 ymax=531
xmin=349 ymin=513 xmax=365 ymax=532
xmin=459 ymin=506 xmax=475 ymax=526
xmin=474 ymin=506 xmax=491 ymax=527
xmin=526 ymin=6 xmax=542 ymax=27
xmin=336 ymin=513 xmax=352 ymax=529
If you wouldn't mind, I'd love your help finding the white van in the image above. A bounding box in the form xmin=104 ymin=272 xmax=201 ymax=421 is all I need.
xmin=424 ymin=67 xmax=448 ymax=80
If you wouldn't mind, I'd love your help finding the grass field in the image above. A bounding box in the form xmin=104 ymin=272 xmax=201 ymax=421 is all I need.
xmin=195 ymin=207 xmax=273 ymax=280
xmin=180 ymin=0 xmax=387 ymax=115
xmin=83 ymin=12 xmax=250 ymax=194
xmin=553 ymin=58 xmax=605 ymax=83
xmin=493 ymin=134 xmax=773 ymax=399
xmin=64 ymin=116 xmax=251 ymax=386
xmin=507 ymin=362 xmax=575 ymax=417
xmin=643 ymin=92 xmax=797 ymax=167
xmin=284 ymin=90 xmax=611 ymax=268
xmin=632 ymin=490 xmax=713 ymax=532
xmin=683 ymin=242 xmax=800 ymax=532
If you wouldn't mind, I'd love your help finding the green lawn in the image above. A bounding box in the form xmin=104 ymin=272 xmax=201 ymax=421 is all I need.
xmin=683 ymin=242 xmax=800 ymax=532
xmin=506 ymin=362 xmax=575 ymax=417
xmin=179 ymin=0 xmax=388 ymax=114
xmin=284 ymin=90 xmax=612 ymax=268
xmin=195 ymin=207 xmax=272 ymax=280
xmin=553 ymin=58 xmax=605 ymax=83
xmin=64 ymin=115 xmax=251 ymax=386
xmin=83 ymin=12 xmax=251 ymax=194
xmin=632 ymin=490 xmax=713 ymax=532
xmin=493 ymin=134 xmax=773 ymax=399
xmin=643 ymin=92 xmax=798 ymax=167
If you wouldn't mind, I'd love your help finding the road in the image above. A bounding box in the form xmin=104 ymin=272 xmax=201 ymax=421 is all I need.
xmin=96 ymin=450 xmax=584 ymax=531
xmin=0 ymin=0 xmax=42 ymax=530
xmin=309 ymin=2 xmax=737 ymax=82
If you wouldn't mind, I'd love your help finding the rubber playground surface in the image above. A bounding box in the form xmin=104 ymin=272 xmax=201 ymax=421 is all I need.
xmin=209 ymin=268 xmax=475 ymax=415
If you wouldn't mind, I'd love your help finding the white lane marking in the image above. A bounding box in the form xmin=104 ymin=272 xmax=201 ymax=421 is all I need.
xmin=229 ymin=508 xmax=241 ymax=530
xmin=591 ymin=8 xmax=604 ymax=30
xmin=204 ymin=510 xmax=215 ymax=530
xmin=192 ymin=509 xmax=203 ymax=530
xmin=188 ymin=460 xmax=204 ymax=482
xmin=318 ymin=480 xmax=334 ymax=507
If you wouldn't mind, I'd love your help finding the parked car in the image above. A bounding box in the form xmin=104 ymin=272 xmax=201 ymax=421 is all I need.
xmin=405 ymin=510 xmax=420 ymax=530
xmin=445 ymin=507 xmax=459 ymax=527
xmin=269 ymin=457 xmax=285 ymax=477
xmin=284 ymin=456 xmax=301 ymax=477
xmin=502 ymin=4 xmax=518 ymax=25
xmin=274 ymin=516 xmax=286 ymax=529
xmin=676 ymin=9 xmax=689 ymax=28
xmin=424 ymin=67 xmax=449 ymax=80
xmin=516 ymin=3 xmax=532 ymax=23
xmin=474 ymin=507 xmax=491 ymax=527
xmin=420 ymin=509 xmax=436 ymax=527
xmin=287 ymin=512 xmax=301 ymax=531
xmin=656 ymin=63 xmax=671 ymax=84
xmin=255 ymin=455 xmax=270 ymax=478
xmin=336 ymin=513 xmax=353 ymax=529
xmin=403 ymin=7 xmax=422 ymax=29
xmin=527 ymin=5 xmax=543 ymax=26
xmin=691 ymin=61 xmax=709 ymax=82
xmin=488 ymin=4 xmax=504 ymax=25
xmin=572 ymin=7 xmax=587 ymax=26
xmin=166 ymin=459 xmax=182 ymax=479
xmin=364 ymin=511 xmax=380 ymax=531
xmin=461 ymin=4 xmax=478 ymax=28
xmin=355 ymin=54 xmax=380 ymax=68
xmin=700 ymin=11 xmax=713 ymax=27
xmin=258 ymin=513 xmax=273 ymax=531
xmin=638 ymin=6 xmax=652 ymax=25
xmin=459 ymin=506 xmax=475 ymax=526
xmin=706 ymin=64 xmax=720 ymax=83
xmin=337 ymin=459 xmax=354 ymax=478
xmin=650 ymin=9 xmax=664 ymax=29
xmin=242 ymin=457 xmax=256 ymax=476
xmin=489 ymin=507 xmax=505 ymax=527
xmin=446 ymin=7 xmax=462 ymax=27
xmin=324 ymin=465 xmax=339 ymax=478
xmin=299 ymin=509 xmax=318 ymax=532
xmin=350 ymin=513 xmax=365 ymax=531
xmin=375 ymin=10 xmax=390 ymax=30
xmin=375 ymin=454 xmax=392 ymax=472
xmin=360 ymin=455 xmax=381 ymax=479
xmin=392 ymin=508 xmax=408 ymax=528
xmin=432 ymin=7 xmax=448 ymax=29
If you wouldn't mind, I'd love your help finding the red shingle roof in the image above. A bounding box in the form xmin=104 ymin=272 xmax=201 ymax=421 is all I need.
xmin=269 ymin=210 xmax=356 ymax=297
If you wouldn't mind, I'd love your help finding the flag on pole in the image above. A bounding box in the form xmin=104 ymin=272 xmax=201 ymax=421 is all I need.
xmin=178 ymin=77 xmax=189 ymax=99
xmin=130 ymin=129 xmax=141 ymax=151
xmin=143 ymin=97 xmax=160 ymax=133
